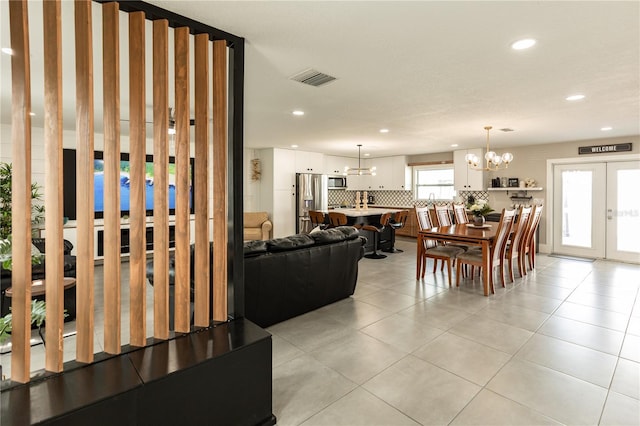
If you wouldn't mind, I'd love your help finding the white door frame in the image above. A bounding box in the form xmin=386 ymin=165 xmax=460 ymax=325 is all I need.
xmin=545 ymin=153 xmax=640 ymax=255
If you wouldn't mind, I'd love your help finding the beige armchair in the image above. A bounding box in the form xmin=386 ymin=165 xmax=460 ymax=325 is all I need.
xmin=244 ymin=212 xmax=273 ymax=241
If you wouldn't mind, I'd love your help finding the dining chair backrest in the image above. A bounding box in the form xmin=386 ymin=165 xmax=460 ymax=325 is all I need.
xmin=309 ymin=210 xmax=325 ymax=228
xmin=509 ymin=206 xmax=532 ymax=255
xmin=435 ymin=205 xmax=453 ymax=227
xmin=415 ymin=206 xmax=434 ymax=231
xmin=521 ymin=204 xmax=543 ymax=253
xmin=452 ymin=203 xmax=469 ymax=224
xmin=492 ymin=208 xmax=516 ymax=262
xmin=415 ymin=206 xmax=437 ymax=249
xmin=328 ymin=211 xmax=348 ymax=226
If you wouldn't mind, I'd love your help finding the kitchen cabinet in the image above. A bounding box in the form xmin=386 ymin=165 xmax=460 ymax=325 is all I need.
xmin=365 ymin=156 xmax=411 ymax=190
xmin=454 ymin=149 xmax=485 ymax=191
xmin=272 ymin=189 xmax=296 ymax=238
xmin=395 ymin=209 xmax=418 ymax=238
xmin=324 ymin=155 xmax=351 ymax=175
xmin=273 ymin=148 xmax=296 ymax=190
xmin=295 ymin=150 xmax=324 ymax=174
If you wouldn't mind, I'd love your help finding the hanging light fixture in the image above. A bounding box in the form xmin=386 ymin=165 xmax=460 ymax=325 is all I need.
xmin=344 ymin=144 xmax=377 ymax=176
xmin=465 ymin=126 xmax=514 ymax=171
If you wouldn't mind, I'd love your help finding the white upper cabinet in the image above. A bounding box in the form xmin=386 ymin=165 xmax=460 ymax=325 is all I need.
xmin=366 ymin=156 xmax=411 ymax=190
xmin=454 ymin=149 xmax=485 ymax=191
xmin=324 ymin=155 xmax=351 ymax=175
xmin=295 ymin=150 xmax=324 ymax=174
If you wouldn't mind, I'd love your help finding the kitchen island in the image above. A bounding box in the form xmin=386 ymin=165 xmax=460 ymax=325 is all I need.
xmin=323 ymin=207 xmax=405 ymax=253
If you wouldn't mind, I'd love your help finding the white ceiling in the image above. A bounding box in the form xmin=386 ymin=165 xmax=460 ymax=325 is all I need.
xmin=1 ymin=1 xmax=639 ymax=159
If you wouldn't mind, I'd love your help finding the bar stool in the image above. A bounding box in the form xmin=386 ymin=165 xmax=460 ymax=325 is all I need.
xmin=384 ymin=210 xmax=409 ymax=253
xmin=309 ymin=210 xmax=327 ymax=230
xmin=362 ymin=213 xmax=391 ymax=259
xmin=328 ymin=211 xmax=348 ymax=227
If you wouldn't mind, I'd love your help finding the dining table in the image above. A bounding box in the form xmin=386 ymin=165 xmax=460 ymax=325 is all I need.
xmin=417 ymin=223 xmax=498 ymax=296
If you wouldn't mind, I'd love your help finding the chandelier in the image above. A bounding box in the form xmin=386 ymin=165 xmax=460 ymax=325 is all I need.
xmin=465 ymin=126 xmax=514 ymax=171
xmin=344 ymin=144 xmax=377 ymax=176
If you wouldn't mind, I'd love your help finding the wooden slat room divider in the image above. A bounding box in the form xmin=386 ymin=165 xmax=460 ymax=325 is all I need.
xmin=6 ymin=0 xmax=242 ymax=384
xmin=42 ymin=0 xmax=65 ymax=373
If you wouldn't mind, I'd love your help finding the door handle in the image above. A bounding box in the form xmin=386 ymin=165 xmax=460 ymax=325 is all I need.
xmin=607 ymin=208 xmax=613 ymax=220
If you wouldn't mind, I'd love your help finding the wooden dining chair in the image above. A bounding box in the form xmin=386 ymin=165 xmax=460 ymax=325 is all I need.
xmin=434 ymin=204 xmax=453 ymax=226
xmin=452 ymin=203 xmax=469 ymax=224
xmin=415 ymin=206 xmax=465 ymax=286
xmin=309 ymin=210 xmax=327 ymax=229
xmin=328 ymin=211 xmax=348 ymax=227
xmin=504 ymin=205 xmax=532 ymax=281
xmin=455 ymin=208 xmax=516 ymax=293
xmin=520 ymin=204 xmax=543 ymax=274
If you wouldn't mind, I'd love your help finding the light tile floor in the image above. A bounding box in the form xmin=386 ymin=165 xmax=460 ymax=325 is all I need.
xmin=2 ymin=237 xmax=639 ymax=426
xmin=269 ymin=238 xmax=640 ymax=425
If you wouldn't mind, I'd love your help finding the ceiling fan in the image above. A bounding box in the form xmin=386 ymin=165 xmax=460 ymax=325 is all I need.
xmin=120 ymin=107 xmax=195 ymax=133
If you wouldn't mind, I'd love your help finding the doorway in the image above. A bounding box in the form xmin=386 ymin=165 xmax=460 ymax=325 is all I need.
xmin=553 ymin=160 xmax=640 ymax=262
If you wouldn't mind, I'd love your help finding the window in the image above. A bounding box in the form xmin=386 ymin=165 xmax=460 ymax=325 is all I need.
xmin=414 ymin=165 xmax=455 ymax=200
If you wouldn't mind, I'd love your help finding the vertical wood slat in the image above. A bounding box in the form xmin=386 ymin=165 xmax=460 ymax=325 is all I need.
xmin=153 ymin=19 xmax=170 ymax=339
xmin=174 ymin=27 xmax=190 ymax=333
xmin=43 ymin=0 xmax=65 ymax=373
xmin=128 ymin=11 xmax=147 ymax=347
xmin=9 ymin=0 xmax=33 ymax=384
xmin=102 ymin=1 xmax=121 ymax=354
xmin=193 ymin=34 xmax=210 ymax=327
xmin=212 ymin=40 xmax=228 ymax=322
xmin=74 ymin=0 xmax=95 ymax=363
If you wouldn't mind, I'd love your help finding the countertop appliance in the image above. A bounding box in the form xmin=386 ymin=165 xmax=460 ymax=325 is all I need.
xmin=296 ymin=173 xmax=328 ymax=233
xmin=367 ymin=194 xmax=375 ymax=204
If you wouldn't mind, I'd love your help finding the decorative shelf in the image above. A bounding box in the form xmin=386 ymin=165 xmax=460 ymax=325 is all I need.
xmin=487 ymin=187 xmax=543 ymax=191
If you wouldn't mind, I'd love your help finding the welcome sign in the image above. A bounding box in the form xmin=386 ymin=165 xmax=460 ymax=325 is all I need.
xmin=579 ymin=143 xmax=632 ymax=155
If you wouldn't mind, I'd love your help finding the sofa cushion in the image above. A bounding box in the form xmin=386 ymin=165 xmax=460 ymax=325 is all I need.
xmin=244 ymin=240 xmax=268 ymax=256
xmin=266 ymin=234 xmax=315 ymax=252
xmin=310 ymin=226 xmax=359 ymax=245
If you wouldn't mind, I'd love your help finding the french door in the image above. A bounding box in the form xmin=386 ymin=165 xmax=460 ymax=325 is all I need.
xmin=553 ymin=161 xmax=640 ymax=262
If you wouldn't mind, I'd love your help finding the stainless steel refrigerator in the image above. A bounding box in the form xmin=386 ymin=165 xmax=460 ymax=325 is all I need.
xmin=296 ymin=173 xmax=328 ymax=234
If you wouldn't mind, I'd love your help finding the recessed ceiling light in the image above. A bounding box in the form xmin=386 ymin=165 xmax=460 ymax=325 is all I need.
xmin=451 ymin=144 xmax=458 ymax=147
xmin=292 ymin=110 xmax=304 ymax=116
xmin=565 ymin=94 xmax=585 ymax=101
xmin=290 ymin=144 xmax=298 ymax=148
xmin=600 ymin=126 xmax=613 ymax=131
xmin=511 ymin=39 xmax=536 ymax=50
xmin=364 ymin=153 xmax=370 ymax=157
xmin=1 ymin=47 xmax=13 ymax=55
xmin=379 ymin=128 xmax=389 ymax=133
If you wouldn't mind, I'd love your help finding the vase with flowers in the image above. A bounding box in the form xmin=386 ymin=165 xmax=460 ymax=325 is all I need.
xmin=467 ymin=199 xmax=494 ymax=226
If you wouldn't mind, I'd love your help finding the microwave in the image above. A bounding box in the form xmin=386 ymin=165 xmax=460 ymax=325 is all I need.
xmin=328 ymin=175 xmax=347 ymax=189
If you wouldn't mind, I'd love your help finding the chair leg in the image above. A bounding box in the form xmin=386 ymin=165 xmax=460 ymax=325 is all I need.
xmin=421 ymin=257 xmax=427 ymax=278
xmin=433 ymin=259 xmax=437 ymax=273
xmin=507 ymin=257 xmax=515 ymax=283
xmin=446 ymin=258 xmax=452 ymax=287
xmin=365 ymin=231 xmax=387 ymax=260
xmin=455 ymin=260 xmax=461 ymax=287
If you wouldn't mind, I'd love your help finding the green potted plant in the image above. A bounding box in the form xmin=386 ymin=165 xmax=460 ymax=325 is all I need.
xmin=0 ymin=162 xmax=45 ymax=240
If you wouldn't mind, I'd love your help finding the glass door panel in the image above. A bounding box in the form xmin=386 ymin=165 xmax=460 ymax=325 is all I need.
xmin=607 ymin=161 xmax=640 ymax=262
xmin=553 ymin=163 xmax=606 ymax=258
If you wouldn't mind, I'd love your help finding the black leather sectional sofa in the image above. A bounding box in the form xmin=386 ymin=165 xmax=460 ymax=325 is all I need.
xmin=243 ymin=226 xmax=366 ymax=328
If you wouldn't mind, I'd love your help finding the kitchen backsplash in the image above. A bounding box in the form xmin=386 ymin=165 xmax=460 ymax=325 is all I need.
xmin=328 ymin=189 xmax=490 ymax=207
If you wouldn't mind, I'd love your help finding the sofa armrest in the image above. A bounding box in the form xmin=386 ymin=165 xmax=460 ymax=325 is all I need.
xmin=261 ymin=220 xmax=273 ymax=240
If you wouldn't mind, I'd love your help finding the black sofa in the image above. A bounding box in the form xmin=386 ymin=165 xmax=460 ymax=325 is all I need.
xmin=243 ymin=226 xmax=366 ymax=328
xmin=0 ymin=238 xmax=77 ymax=319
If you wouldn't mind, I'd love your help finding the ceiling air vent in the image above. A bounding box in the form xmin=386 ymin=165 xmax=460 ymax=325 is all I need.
xmin=499 ymin=128 xmax=515 ymax=132
xmin=290 ymin=68 xmax=337 ymax=87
